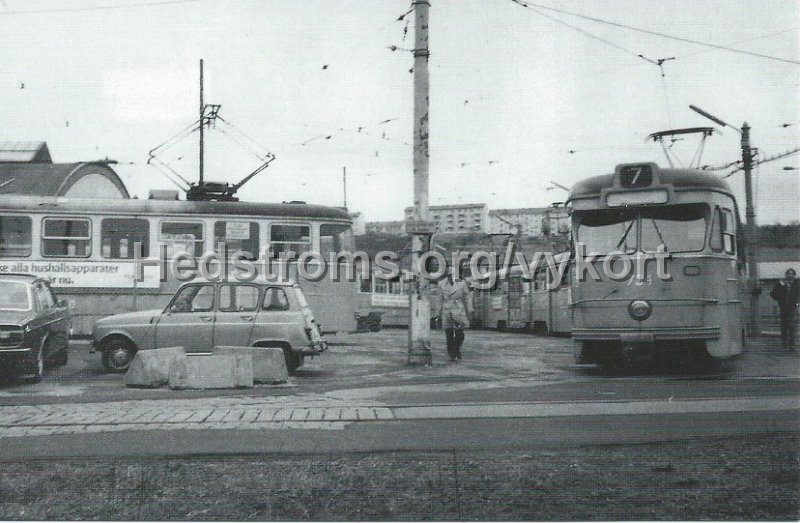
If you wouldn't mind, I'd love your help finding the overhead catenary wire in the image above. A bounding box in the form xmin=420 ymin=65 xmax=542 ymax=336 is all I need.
xmin=512 ymin=3 xmax=681 ymax=128
xmin=509 ymin=0 xmax=800 ymax=65
xmin=0 ymin=0 xmax=201 ymax=16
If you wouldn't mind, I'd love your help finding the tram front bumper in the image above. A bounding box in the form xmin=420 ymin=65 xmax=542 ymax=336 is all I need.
xmin=571 ymin=326 xmax=721 ymax=342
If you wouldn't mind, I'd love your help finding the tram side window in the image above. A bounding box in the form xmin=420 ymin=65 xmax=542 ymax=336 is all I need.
xmin=269 ymin=224 xmax=310 ymax=257
xmin=721 ymin=209 xmax=736 ymax=255
xmin=319 ymin=223 xmax=353 ymax=254
xmin=101 ymin=218 xmax=149 ymax=259
xmin=160 ymin=222 xmax=204 ymax=257
xmin=0 ymin=216 xmax=32 ymax=257
xmin=710 ymin=207 xmax=736 ymax=255
xmin=42 ymin=218 xmax=91 ymax=258
xmin=214 ymin=221 xmax=259 ymax=260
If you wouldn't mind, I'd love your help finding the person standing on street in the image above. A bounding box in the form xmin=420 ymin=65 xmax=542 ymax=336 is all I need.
xmin=770 ymin=268 xmax=799 ymax=350
xmin=438 ymin=267 xmax=473 ymax=361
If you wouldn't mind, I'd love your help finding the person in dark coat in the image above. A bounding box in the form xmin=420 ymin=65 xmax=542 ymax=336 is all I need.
xmin=770 ymin=268 xmax=799 ymax=350
xmin=429 ymin=283 xmax=443 ymax=330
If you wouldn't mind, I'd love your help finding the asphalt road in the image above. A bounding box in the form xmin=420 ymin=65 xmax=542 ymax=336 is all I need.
xmin=0 ymin=330 xmax=797 ymax=459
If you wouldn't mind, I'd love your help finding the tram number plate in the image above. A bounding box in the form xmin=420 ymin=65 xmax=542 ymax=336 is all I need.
xmin=619 ymin=165 xmax=653 ymax=188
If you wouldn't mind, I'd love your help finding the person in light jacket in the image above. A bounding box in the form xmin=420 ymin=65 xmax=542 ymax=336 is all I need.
xmin=438 ymin=267 xmax=473 ymax=361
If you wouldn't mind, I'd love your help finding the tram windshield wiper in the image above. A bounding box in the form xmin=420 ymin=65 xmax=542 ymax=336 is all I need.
xmin=646 ymin=218 xmax=667 ymax=251
xmin=615 ymin=219 xmax=636 ymax=254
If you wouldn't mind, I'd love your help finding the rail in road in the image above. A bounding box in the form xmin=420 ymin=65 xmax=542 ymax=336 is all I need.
xmin=0 ymin=394 xmax=796 ymax=439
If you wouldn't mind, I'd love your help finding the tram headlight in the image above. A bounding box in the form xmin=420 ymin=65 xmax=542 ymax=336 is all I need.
xmin=628 ymin=300 xmax=652 ymax=321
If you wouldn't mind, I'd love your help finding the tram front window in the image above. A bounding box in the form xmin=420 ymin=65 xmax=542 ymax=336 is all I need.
xmin=576 ymin=203 xmax=708 ymax=255
xmin=575 ymin=209 xmax=637 ymax=255
xmin=639 ymin=204 xmax=707 ymax=253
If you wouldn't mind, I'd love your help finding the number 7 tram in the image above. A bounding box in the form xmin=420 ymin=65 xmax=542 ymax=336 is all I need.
xmin=566 ymin=162 xmax=746 ymax=366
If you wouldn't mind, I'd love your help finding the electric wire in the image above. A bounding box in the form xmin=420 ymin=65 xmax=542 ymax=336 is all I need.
xmin=0 ymin=0 xmax=201 ymax=16
xmin=510 ymin=0 xmax=800 ymax=65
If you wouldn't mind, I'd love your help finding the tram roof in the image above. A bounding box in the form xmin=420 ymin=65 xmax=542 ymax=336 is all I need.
xmin=0 ymin=195 xmax=351 ymax=221
xmin=567 ymin=165 xmax=732 ymax=202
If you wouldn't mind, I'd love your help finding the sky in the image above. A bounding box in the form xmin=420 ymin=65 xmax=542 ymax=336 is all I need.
xmin=1 ymin=0 xmax=798 ymax=224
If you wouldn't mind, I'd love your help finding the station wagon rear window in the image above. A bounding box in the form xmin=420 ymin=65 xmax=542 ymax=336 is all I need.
xmin=0 ymin=216 xmax=32 ymax=257
xmin=42 ymin=218 xmax=91 ymax=257
xmin=262 ymin=287 xmax=290 ymax=311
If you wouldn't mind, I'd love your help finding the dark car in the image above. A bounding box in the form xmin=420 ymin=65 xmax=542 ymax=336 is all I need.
xmin=0 ymin=274 xmax=71 ymax=382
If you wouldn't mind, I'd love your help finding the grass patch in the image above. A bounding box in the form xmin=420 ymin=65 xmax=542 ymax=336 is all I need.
xmin=0 ymin=433 xmax=797 ymax=520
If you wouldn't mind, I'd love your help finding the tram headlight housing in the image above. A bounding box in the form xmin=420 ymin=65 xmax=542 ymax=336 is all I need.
xmin=628 ymin=300 xmax=652 ymax=321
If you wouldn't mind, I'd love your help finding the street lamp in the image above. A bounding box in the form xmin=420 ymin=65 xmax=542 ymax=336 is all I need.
xmin=689 ymin=105 xmax=760 ymax=336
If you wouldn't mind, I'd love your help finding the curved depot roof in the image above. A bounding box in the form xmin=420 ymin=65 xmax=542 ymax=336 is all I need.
xmin=0 ymin=194 xmax=352 ymax=221
xmin=0 ymin=161 xmax=130 ymax=198
xmin=568 ymin=165 xmax=733 ymax=202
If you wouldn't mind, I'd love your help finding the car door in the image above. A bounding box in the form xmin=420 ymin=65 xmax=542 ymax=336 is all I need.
xmin=29 ymin=283 xmax=52 ymax=355
xmin=213 ymin=283 xmax=260 ymax=347
xmin=42 ymin=282 xmax=70 ymax=350
xmin=251 ymin=286 xmax=297 ymax=344
xmin=155 ymin=283 xmax=216 ymax=352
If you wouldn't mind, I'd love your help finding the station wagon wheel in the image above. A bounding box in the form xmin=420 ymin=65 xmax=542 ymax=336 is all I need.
xmin=102 ymin=337 xmax=136 ymax=373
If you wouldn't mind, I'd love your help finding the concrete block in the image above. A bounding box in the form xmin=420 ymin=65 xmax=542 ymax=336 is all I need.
xmin=125 ymin=347 xmax=186 ymax=388
xmin=168 ymin=353 xmax=253 ymax=390
xmin=213 ymin=346 xmax=288 ymax=384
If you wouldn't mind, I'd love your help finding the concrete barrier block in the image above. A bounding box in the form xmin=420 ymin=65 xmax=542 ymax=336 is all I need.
xmin=168 ymin=353 xmax=253 ymax=390
xmin=213 ymin=346 xmax=289 ymax=384
xmin=125 ymin=347 xmax=186 ymax=388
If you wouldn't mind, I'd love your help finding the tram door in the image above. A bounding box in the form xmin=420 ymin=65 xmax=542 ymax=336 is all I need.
xmin=472 ymin=289 xmax=489 ymax=329
xmin=508 ymin=275 xmax=526 ymax=329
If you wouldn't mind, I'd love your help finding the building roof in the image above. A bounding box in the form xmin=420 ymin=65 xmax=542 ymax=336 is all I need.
xmin=405 ymin=203 xmax=487 ymax=212
xmin=0 ymin=141 xmax=52 ymax=163
xmin=0 ymin=161 xmax=130 ymax=198
xmin=759 ymin=261 xmax=800 ymax=280
xmin=490 ymin=207 xmax=549 ymax=214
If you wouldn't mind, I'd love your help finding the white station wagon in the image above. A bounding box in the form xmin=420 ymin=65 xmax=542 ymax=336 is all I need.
xmin=91 ymin=279 xmax=326 ymax=373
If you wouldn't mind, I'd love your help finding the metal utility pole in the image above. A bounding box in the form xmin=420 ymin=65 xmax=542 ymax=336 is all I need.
xmin=740 ymin=121 xmax=760 ymax=335
xmin=343 ymin=166 xmax=347 ymax=208
xmin=199 ymin=59 xmax=205 ymax=185
xmin=407 ymin=0 xmax=433 ymax=365
xmin=690 ymin=105 xmax=760 ymax=335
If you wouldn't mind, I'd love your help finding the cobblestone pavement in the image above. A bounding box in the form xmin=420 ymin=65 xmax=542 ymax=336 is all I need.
xmin=0 ymin=392 xmax=795 ymax=439
xmin=0 ymin=394 xmax=394 ymax=437
xmin=0 ymin=331 xmax=797 ymax=440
